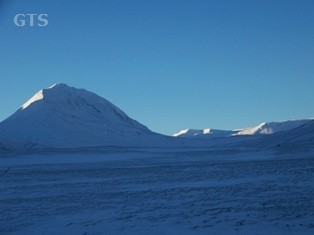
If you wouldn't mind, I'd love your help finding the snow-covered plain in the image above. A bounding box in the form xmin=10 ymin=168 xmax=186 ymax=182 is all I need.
xmin=1 ymin=148 xmax=313 ymax=235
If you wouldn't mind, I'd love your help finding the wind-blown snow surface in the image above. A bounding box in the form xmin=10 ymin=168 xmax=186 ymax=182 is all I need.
xmin=0 ymin=148 xmax=313 ymax=234
xmin=0 ymin=84 xmax=176 ymax=148
xmin=174 ymin=119 xmax=312 ymax=138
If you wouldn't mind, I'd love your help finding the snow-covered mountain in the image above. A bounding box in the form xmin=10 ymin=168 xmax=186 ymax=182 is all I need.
xmin=174 ymin=119 xmax=312 ymax=138
xmin=235 ymin=119 xmax=312 ymax=135
xmin=0 ymin=83 xmax=175 ymax=148
xmin=0 ymin=83 xmax=312 ymax=150
xmin=0 ymin=140 xmax=10 ymax=151
xmin=257 ymin=120 xmax=314 ymax=147
xmin=173 ymin=128 xmax=235 ymax=138
xmin=0 ymin=138 xmax=19 ymax=151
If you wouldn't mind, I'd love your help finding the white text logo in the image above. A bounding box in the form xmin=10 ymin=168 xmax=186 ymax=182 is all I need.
xmin=14 ymin=14 xmax=48 ymax=27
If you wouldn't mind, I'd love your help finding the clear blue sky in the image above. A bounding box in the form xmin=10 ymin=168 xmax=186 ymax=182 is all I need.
xmin=0 ymin=0 xmax=313 ymax=135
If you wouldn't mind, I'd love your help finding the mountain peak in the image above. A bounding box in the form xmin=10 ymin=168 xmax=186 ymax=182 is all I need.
xmin=173 ymin=128 xmax=234 ymax=138
xmin=47 ymin=83 xmax=72 ymax=91
xmin=21 ymin=83 xmax=74 ymax=110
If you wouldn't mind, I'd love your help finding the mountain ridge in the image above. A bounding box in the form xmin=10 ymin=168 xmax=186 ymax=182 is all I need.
xmin=0 ymin=83 xmax=312 ymax=150
xmin=173 ymin=119 xmax=313 ymax=138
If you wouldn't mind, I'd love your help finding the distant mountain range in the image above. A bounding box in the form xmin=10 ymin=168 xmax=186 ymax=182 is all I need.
xmin=173 ymin=119 xmax=312 ymax=138
xmin=0 ymin=83 xmax=312 ymax=150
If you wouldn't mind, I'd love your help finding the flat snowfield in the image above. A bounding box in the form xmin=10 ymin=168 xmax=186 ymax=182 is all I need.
xmin=0 ymin=148 xmax=313 ymax=234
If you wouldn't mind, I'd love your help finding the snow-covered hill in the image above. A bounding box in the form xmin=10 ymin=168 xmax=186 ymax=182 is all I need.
xmin=174 ymin=119 xmax=312 ymax=138
xmin=0 ymin=84 xmax=175 ymax=148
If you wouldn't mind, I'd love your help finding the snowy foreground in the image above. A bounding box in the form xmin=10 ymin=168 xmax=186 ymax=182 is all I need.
xmin=1 ymin=148 xmax=313 ymax=235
